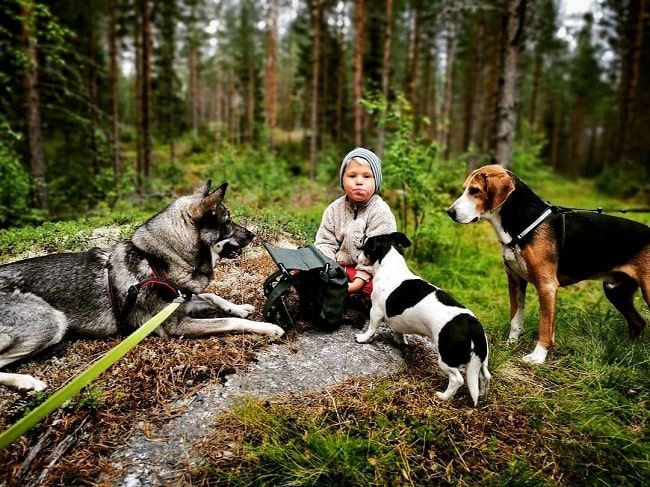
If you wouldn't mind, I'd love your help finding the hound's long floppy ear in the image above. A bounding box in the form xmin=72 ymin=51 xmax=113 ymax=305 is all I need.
xmin=487 ymin=172 xmax=515 ymax=211
xmin=194 ymin=182 xmax=228 ymax=219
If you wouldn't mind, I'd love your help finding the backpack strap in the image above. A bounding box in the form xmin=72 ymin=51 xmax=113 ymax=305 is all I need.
xmin=262 ymin=268 xmax=296 ymax=328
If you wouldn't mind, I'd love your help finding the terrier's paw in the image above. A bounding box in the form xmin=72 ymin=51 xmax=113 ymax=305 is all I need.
xmin=355 ymin=332 xmax=372 ymax=343
xmin=435 ymin=391 xmax=450 ymax=401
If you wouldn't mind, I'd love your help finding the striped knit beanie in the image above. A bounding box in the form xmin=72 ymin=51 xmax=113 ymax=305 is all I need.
xmin=339 ymin=147 xmax=383 ymax=193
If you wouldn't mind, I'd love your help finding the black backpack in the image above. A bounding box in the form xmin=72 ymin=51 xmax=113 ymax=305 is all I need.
xmin=262 ymin=244 xmax=348 ymax=330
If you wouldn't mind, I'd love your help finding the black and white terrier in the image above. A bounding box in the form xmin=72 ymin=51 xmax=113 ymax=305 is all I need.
xmin=355 ymin=232 xmax=491 ymax=406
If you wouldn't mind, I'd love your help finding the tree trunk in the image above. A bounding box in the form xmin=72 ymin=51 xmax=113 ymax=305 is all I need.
xmin=528 ymin=51 xmax=542 ymax=128
xmin=353 ymin=0 xmax=365 ymax=147
xmin=493 ymin=0 xmax=527 ymax=168
xmin=408 ymin=0 xmax=422 ymax=137
xmin=376 ymin=0 xmax=392 ymax=157
xmin=264 ymin=0 xmax=279 ymax=151
xmin=567 ymin=102 xmax=584 ymax=177
xmin=140 ymin=0 xmax=152 ymax=179
xmin=463 ymin=9 xmax=484 ymax=162
xmin=617 ymin=0 xmax=645 ymax=166
xmin=440 ymin=11 xmax=457 ymax=160
xmin=108 ymin=0 xmax=121 ymax=186
xmin=87 ymin=1 xmax=99 ymax=177
xmin=190 ymin=47 xmax=199 ymax=135
xmin=550 ymin=93 xmax=562 ymax=172
xmin=335 ymin=6 xmax=346 ymax=145
xmin=134 ymin=2 xmax=143 ymax=192
xmin=309 ymin=0 xmax=321 ymax=180
xmin=21 ymin=1 xmax=49 ymax=211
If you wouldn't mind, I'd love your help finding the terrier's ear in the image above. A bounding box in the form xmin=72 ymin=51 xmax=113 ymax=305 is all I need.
xmin=393 ymin=232 xmax=412 ymax=248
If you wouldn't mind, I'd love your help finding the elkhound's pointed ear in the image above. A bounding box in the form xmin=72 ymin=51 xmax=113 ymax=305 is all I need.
xmin=195 ymin=179 xmax=213 ymax=197
xmin=194 ymin=182 xmax=228 ymax=218
xmin=392 ymin=232 xmax=411 ymax=249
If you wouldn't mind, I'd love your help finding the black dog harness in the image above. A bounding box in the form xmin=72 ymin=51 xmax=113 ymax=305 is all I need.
xmin=107 ymin=253 xmax=194 ymax=333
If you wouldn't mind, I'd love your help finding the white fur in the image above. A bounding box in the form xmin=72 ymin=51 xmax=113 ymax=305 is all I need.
xmin=356 ymin=244 xmax=490 ymax=406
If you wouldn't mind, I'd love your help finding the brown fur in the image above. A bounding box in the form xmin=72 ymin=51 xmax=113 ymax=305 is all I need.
xmin=448 ymin=164 xmax=650 ymax=363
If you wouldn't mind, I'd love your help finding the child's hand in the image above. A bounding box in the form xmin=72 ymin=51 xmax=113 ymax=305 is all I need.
xmin=348 ymin=277 xmax=365 ymax=293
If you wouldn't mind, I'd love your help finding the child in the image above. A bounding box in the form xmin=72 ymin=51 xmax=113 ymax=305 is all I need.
xmin=314 ymin=147 xmax=397 ymax=299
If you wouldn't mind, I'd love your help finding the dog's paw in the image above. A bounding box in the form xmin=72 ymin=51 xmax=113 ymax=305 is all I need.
xmin=507 ymin=328 xmax=522 ymax=344
xmin=522 ymin=343 xmax=548 ymax=364
xmin=233 ymin=303 xmax=255 ymax=318
xmin=435 ymin=391 xmax=451 ymax=401
xmin=355 ymin=332 xmax=372 ymax=343
xmin=265 ymin=323 xmax=285 ymax=339
xmin=12 ymin=374 xmax=48 ymax=392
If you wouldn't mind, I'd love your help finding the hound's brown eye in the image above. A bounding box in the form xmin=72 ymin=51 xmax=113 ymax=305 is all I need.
xmin=468 ymin=187 xmax=480 ymax=195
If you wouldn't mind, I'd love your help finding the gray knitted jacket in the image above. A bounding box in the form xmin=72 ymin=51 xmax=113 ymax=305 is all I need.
xmin=314 ymin=194 xmax=397 ymax=282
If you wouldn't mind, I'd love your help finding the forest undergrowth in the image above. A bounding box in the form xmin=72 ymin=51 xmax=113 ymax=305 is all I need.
xmin=0 ymin=142 xmax=649 ymax=485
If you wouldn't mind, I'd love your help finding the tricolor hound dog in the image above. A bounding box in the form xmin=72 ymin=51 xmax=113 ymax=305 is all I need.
xmin=355 ymin=232 xmax=490 ymax=406
xmin=447 ymin=164 xmax=650 ymax=364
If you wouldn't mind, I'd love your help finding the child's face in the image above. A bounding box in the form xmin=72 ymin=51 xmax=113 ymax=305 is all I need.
xmin=342 ymin=158 xmax=375 ymax=204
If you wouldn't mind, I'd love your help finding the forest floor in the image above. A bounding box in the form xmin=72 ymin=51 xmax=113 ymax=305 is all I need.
xmin=0 ymin=229 xmax=434 ymax=486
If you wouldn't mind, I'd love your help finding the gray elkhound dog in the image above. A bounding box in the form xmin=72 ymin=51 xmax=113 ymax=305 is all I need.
xmin=0 ymin=181 xmax=284 ymax=391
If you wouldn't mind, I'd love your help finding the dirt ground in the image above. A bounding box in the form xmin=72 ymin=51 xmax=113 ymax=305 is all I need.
xmin=0 ymin=231 xmax=428 ymax=486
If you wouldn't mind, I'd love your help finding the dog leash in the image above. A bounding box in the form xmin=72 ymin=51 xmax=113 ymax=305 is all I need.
xmin=591 ymin=207 xmax=650 ymax=214
xmin=0 ymin=299 xmax=183 ymax=451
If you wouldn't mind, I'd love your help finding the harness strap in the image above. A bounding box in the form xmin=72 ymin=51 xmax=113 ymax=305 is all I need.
xmin=507 ymin=206 xmax=553 ymax=248
xmin=107 ymin=258 xmax=194 ymax=334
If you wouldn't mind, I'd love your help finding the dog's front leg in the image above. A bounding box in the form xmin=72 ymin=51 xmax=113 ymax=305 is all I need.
xmin=356 ymin=306 xmax=383 ymax=343
xmin=523 ymin=278 xmax=558 ymax=364
xmin=506 ymin=269 xmax=527 ymax=343
xmin=192 ymin=293 xmax=255 ymax=318
xmin=171 ymin=316 xmax=285 ymax=338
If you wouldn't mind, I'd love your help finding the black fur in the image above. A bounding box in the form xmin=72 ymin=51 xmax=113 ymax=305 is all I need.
xmin=386 ymin=279 xmax=435 ymax=317
xmin=502 ymin=173 xmax=650 ymax=284
xmin=438 ymin=314 xmax=488 ymax=367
